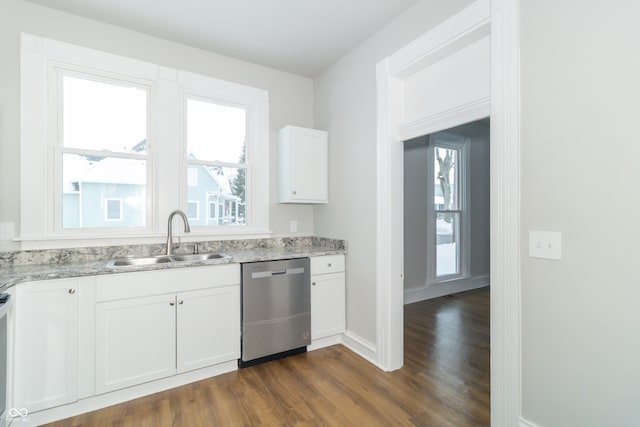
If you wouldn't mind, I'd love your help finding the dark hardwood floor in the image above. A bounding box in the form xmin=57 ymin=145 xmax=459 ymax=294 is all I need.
xmin=46 ymin=287 xmax=490 ymax=426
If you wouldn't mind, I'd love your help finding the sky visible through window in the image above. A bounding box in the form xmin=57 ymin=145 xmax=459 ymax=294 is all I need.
xmin=186 ymin=98 xmax=246 ymax=164
xmin=63 ymin=76 xmax=147 ymax=152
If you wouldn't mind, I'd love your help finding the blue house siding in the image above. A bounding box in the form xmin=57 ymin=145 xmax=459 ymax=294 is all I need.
xmin=62 ymin=164 xmax=239 ymax=228
xmin=63 ymin=182 xmax=145 ymax=228
xmin=186 ymin=165 xmax=220 ymax=226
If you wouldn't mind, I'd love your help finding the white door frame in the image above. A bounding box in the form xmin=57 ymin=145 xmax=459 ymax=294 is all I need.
xmin=375 ymin=0 xmax=521 ymax=425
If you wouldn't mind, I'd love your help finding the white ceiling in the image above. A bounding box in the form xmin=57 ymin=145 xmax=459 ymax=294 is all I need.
xmin=25 ymin=0 xmax=419 ymax=77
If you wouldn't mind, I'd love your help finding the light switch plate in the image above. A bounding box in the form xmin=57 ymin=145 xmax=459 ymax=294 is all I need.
xmin=529 ymin=231 xmax=561 ymax=260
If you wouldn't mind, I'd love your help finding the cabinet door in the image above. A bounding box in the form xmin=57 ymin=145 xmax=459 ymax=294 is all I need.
xmin=14 ymin=279 xmax=79 ymax=412
xmin=176 ymin=286 xmax=240 ymax=374
xmin=95 ymin=294 xmax=176 ymax=394
xmin=290 ymin=129 xmax=327 ymax=202
xmin=310 ymin=273 xmax=346 ymax=340
xmin=278 ymin=126 xmax=328 ymax=203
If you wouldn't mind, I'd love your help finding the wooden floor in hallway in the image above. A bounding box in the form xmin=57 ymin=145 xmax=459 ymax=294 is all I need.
xmin=46 ymin=287 xmax=490 ymax=426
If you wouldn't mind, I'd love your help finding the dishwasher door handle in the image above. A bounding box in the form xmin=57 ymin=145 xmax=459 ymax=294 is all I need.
xmin=250 ymin=267 xmax=305 ymax=279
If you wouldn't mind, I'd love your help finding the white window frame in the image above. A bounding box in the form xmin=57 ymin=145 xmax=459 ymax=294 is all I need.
xmin=426 ymin=132 xmax=470 ymax=284
xmin=19 ymin=33 xmax=269 ymax=245
xmin=52 ymin=66 xmax=154 ymax=234
xmin=104 ymin=199 xmax=123 ymax=221
xmin=182 ymin=94 xmax=247 ymax=229
xmin=186 ymin=201 xmax=199 ymax=221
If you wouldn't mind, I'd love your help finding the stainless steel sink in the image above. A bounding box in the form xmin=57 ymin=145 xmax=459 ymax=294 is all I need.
xmin=107 ymin=256 xmax=173 ymax=267
xmin=171 ymin=253 xmax=228 ymax=262
xmin=106 ymin=253 xmax=229 ymax=267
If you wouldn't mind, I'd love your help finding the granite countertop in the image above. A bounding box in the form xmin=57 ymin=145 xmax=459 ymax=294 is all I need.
xmin=0 ymin=243 xmax=345 ymax=289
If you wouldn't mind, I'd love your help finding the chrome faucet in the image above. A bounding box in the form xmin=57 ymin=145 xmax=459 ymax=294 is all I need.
xmin=166 ymin=210 xmax=191 ymax=255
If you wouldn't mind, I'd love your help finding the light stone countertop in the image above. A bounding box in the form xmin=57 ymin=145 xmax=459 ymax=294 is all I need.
xmin=0 ymin=245 xmax=345 ymax=289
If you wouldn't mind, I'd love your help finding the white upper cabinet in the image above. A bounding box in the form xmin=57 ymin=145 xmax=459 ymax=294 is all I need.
xmin=277 ymin=126 xmax=328 ymax=204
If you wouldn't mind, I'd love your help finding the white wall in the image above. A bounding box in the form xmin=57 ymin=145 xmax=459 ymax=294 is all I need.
xmin=521 ymin=0 xmax=640 ymax=425
xmin=0 ymin=0 xmax=315 ymax=249
xmin=313 ymin=0 xmax=475 ymax=345
xmin=403 ymin=120 xmax=490 ymax=293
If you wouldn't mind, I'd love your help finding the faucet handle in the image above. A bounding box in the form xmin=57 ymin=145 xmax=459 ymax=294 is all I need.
xmin=186 ymin=243 xmax=199 ymax=254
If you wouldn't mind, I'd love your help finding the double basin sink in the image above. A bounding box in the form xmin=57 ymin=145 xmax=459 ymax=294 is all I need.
xmin=107 ymin=253 xmax=230 ymax=268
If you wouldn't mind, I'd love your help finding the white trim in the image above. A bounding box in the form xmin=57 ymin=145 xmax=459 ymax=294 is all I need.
xmin=490 ymin=0 xmax=522 ymax=425
xmin=341 ymin=331 xmax=381 ymax=369
xmin=307 ymin=335 xmax=342 ymax=351
xmin=376 ymin=0 xmax=521 ymax=425
xmin=386 ymin=0 xmax=491 ymax=79
xmin=519 ymin=418 xmax=541 ymax=427
xmin=399 ymin=96 xmax=491 ymax=142
xmin=404 ymin=275 xmax=489 ymax=305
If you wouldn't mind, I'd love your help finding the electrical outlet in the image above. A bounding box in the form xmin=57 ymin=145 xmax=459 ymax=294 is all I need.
xmin=529 ymin=231 xmax=561 ymax=260
xmin=289 ymin=220 xmax=298 ymax=233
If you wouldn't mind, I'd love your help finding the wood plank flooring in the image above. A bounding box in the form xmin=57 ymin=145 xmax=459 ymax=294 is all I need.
xmin=46 ymin=287 xmax=490 ymax=426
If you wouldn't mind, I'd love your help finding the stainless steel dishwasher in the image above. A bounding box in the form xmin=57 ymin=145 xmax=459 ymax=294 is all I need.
xmin=240 ymin=258 xmax=310 ymax=367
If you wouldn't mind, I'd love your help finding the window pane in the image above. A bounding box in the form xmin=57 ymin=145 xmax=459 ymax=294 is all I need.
xmin=186 ymin=98 xmax=246 ymax=164
xmin=187 ymin=201 xmax=198 ymax=220
xmin=105 ymin=199 xmax=122 ymax=221
xmin=186 ymin=163 xmax=245 ymax=226
xmin=63 ymin=76 xmax=147 ymax=153
xmin=434 ymin=147 xmax=458 ymax=210
xmin=62 ymin=154 xmax=146 ymax=228
xmin=436 ymin=212 xmax=460 ymax=276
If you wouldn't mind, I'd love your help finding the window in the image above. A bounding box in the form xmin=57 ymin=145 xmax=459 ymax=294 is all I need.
xmin=20 ymin=33 xmax=269 ymax=242
xmin=61 ymin=74 xmax=149 ymax=229
xmin=434 ymin=146 xmax=460 ymax=276
xmin=105 ymin=199 xmax=123 ymax=221
xmin=186 ymin=98 xmax=246 ymax=226
xmin=428 ymin=132 xmax=470 ymax=281
xmin=187 ymin=201 xmax=199 ymax=220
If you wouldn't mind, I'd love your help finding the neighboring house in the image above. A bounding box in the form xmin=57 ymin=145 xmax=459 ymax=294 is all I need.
xmin=185 ymin=160 xmax=242 ymax=227
xmin=63 ymin=145 xmax=242 ymax=228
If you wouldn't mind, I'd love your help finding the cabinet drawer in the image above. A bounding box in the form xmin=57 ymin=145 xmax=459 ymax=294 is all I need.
xmin=310 ymin=255 xmax=345 ymax=275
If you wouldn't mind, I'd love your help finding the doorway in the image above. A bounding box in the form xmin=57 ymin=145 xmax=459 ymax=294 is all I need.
xmin=404 ymin=119 xmax=490 ymax=304
xmin=375 ymin=0 xmax=521 ymax=423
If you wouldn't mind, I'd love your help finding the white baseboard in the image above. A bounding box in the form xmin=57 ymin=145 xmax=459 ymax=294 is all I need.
xmin=520 ymin=417 xmax=541 ymax=427
xmin=308 ymin=334 xmax=342 ymax=351
xmin=404 ymin=275 xmax=489 ymax=304
xmin=11 ymin=361 xmax=238 ymax=426
xmin=341 ymin=331 xmax=381 ymax=368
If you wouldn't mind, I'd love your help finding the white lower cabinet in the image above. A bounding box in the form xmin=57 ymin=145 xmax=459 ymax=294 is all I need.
xmin=94 ymin=264 xmax=240 ymax=394
xmin=177 ymin=286 xmax=240 ymax=374
xmin=13 ymin=278 xmax=80 ymax=412
xmin=95 ymin=293 xmax=177 ymax=394
xmin=310 ymin=255 xmax=346 ymax=340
